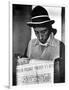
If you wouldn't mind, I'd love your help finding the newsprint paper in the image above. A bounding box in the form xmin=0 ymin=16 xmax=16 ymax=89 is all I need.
xmin=16 ymin=58 xmax=54 ymax=85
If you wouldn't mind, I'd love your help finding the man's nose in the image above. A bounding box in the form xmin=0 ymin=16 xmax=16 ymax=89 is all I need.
xmin=39 ymin=33 xmax=43 ymax=39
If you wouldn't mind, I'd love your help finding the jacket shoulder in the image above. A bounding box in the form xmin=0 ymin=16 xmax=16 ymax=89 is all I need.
xmin=29 ymin=38 xmax=37 ymax=46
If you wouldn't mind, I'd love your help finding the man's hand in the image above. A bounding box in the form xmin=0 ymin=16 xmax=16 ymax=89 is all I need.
xmin=17 ymin=57 xmax=30 ymax=65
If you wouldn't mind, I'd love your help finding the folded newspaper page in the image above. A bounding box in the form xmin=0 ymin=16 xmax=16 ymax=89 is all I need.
xmin=16 ymin=58 xmax=54 ymax=85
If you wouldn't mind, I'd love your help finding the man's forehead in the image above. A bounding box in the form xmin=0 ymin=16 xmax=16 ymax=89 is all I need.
xmin=33 ymin=27 xmax=48 ymax=31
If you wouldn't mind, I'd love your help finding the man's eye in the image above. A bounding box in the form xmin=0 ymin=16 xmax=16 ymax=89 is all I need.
xmin=41 ymin=30 xmax=47 ymax=33
xmin=42 ymin=31 xmax=45 ymax=33
xmin=41 ymin=30 xmax=48 ymax=34
xmin=35 ymin=31 xmax=39 ymax=34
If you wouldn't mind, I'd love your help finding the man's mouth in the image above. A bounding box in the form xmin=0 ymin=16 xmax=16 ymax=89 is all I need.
xmin=39 ymin=39 xmax=46 ymax=44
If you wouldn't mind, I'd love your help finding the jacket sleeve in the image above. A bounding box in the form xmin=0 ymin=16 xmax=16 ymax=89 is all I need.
xmin=60 ymin=41 xmax=65 ymax=82
xmin=54 ymin=41 xmax=65 ymax=83
xmin=27 ymin=39 xmax=33 ymax=58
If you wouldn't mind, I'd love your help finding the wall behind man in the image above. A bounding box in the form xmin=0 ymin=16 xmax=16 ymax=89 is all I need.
xmin=12 ymin=4 xmax=32 ymax=85
xmin=13 ymin=4 xmax=32 ymax=55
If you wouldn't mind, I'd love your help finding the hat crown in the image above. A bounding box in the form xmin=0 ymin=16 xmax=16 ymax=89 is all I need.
xmin=31 ymin=6 xmax=49 ymax=17
xmin=27 ymin=5 xmax=55 ymax=28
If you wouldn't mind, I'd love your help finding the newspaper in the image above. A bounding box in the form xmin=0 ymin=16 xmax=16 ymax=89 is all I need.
xmin=16 ymin=58 xmax=54 ymax=85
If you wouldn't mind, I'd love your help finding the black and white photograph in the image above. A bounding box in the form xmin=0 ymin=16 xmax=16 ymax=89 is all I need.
xmin=1 ymin=0 xmax=69 ymax=90
xmin=11 ymin=3 xmax=65 ymax=86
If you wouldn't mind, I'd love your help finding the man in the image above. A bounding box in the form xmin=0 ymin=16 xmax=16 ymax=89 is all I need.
xmin=26 ymin=6 xmax=65 ymax=83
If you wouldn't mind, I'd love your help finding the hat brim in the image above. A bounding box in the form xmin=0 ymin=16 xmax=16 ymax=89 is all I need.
xmin=27 ymin=20 xmax=55 ymax=27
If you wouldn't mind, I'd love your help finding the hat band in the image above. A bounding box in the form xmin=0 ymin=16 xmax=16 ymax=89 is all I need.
xmin=31 ymin=15 xmax=49 ymax=19
xmin=32 ymin=17 xmax=50 ymax=22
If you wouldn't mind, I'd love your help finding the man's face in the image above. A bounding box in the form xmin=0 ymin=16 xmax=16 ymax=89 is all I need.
xmin=34 ymin=27 xmax=51 ymax=44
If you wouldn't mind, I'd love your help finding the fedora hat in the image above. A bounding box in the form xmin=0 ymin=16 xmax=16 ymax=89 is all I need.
xmin=27 ymin=6 xmax=55 ymax=27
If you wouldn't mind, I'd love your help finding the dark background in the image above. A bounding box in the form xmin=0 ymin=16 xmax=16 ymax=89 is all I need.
xmin=12 ymin=4 xmax=32 ymax=85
